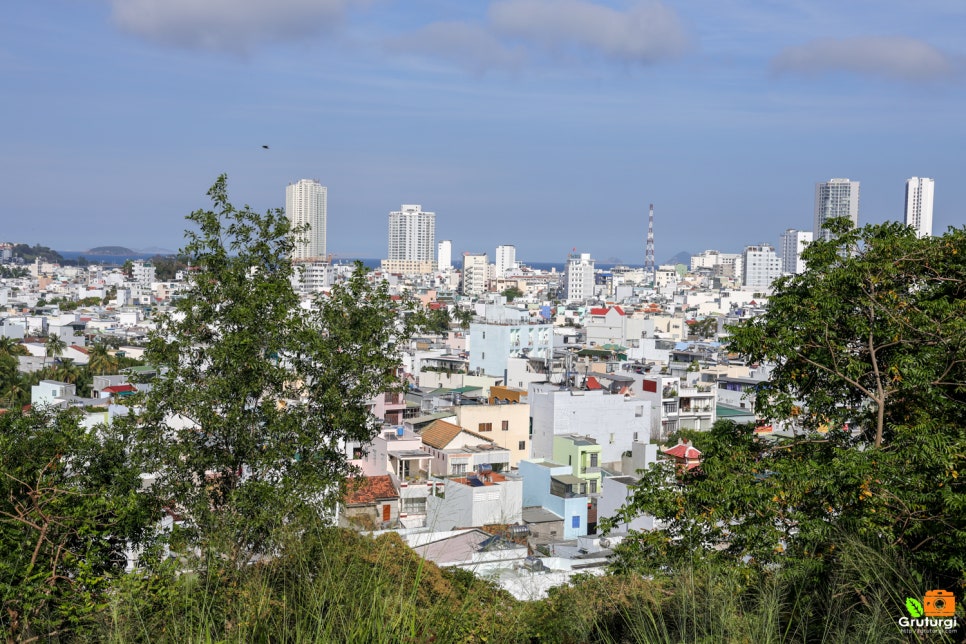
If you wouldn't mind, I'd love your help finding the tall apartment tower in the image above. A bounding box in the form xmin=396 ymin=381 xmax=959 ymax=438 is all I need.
xmin=779 ymin=229 xmax=813 ymax=274
xmin=814 ymin=178 xmax=859 ymax=242
xmin=742 ymin=243 xmax=782 ymax=290
xmin=285 ymin=179 xmax=327 ymax=260
xmin=437 ymin=240 xmax=452 ymax=271
xmin=383 ymin=204 xmax=436 ymax=274
xmin=495 ymin=245 xmax=517 ymax=278
xmin=905 ymin=177 xmax=935 ymax=238
xmin=563 ymin=252 xmax=595 ymax=302
xmin=462 ymin=252 xmax=488 ymax=296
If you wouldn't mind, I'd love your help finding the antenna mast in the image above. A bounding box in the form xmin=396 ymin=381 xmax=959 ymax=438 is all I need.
xmin=644 ymin=203 xmax=655 ymax=285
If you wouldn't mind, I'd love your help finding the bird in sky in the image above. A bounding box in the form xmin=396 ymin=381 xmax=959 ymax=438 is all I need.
xmin=262 ymin=145 xmax=269 ymax=149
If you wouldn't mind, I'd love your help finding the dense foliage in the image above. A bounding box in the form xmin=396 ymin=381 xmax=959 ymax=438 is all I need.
xmin=607 ymin=221 xmax=966 ymax=639
xmin=0 ymin=408 xmax=160 ymax=640
xmin=135 ymin=175 xmax=418 ymax=563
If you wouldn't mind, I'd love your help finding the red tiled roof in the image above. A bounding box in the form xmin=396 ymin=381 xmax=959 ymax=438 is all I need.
xmin=663 ymin=443 xmax=702 ymax=459
xmin=590 ymin=306 xmax=626 ymax=317
xmin=70 ymin=345 xmax=89 ymax=354
xmin=102 ymin=384 xmax=137 ymax=394
xmin=586 ymin=376 xmax=602 ymax=390
xmin=345 ymin=475 xmax=398 ymax=506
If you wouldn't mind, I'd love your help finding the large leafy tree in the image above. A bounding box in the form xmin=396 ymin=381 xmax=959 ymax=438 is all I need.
xmin=731 ymin=218 xmax=966 ymax=447
xmin=0 ymin=408 xmax=160 ymax=640
xmin=610 ymin=221 xmax=966 ymax=592
xmin=136 ymin=175 xmax=416 ymax=562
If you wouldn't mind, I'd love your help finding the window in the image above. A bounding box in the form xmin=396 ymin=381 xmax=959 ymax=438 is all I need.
xmin=635 ymin=405 xmax=644 ymax=417
xmin=590 ymin=453 xmax=598 ymax=468
xmin=572 ymin=516 xmax=580 ymax=529
xmin=590 ymin=480 xmax=597 ymax=493
xmin=502 ymin=420 xmax=509 ymax=431
xmin=452 ymin=462 xmax=467 ymax=475
xmin=478 ymin=422 xmax=492 ymax=432
xmin=609 ymin=433 xmax=615 ymax=444
xmin=518 ymin=440 xmax=526 ymax=451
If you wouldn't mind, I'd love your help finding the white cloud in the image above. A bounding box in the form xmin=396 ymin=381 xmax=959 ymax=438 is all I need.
xmin=772 ymin=36 xmax=957 ymax=82
xmin=488 ymin=0 xmax=689 ymax=63
xmin=389 ymin=21 xmax=526 ymax=73
xmin=110 ymin=0 xmax=356 ymax=53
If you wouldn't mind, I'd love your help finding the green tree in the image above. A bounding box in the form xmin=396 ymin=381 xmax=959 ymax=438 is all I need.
xmin=610 ymin=221 xmax=966 ymax=594
xmin=501 ymin=286 xmax=523 ymax=302
xmin=453 ymin=306 xmax=474 ymax=330
xmin=422 ymin=306 xmax=452 ymax=335
xmin=136 ymin=175 xmax=417 ymax=563
xmin=88 ymin=343 xmax=118 ymax=375
xmin=44 ymin=333 xmax=66 ymax=368
xmin=0 ymin=408 xmax=160 ymax=640
xmin=54 ymin=357 xmax=80 ymax=384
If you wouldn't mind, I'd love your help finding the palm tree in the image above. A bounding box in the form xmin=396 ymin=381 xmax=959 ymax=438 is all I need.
xmin=88 ymin=344 xmax=118 ymax=375
xmin=44 ymin=333 xmax=67 ymax=368
xmin=55 ymin=358 xmax=80 ymax=385
xmin=0 ymin=336 xmax=28 ymax=357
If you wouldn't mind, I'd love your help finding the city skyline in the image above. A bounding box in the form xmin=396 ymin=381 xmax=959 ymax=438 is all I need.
xmin=2 ymin=2 xmax=964 ymax=261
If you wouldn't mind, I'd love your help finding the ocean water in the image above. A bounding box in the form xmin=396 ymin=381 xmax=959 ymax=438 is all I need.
xmin=58 ymin=250 xmax=172 ymax=266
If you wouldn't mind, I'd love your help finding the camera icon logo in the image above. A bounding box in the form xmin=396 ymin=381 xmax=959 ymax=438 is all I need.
xmin=924 ymin=590 xmax=956 ymax=617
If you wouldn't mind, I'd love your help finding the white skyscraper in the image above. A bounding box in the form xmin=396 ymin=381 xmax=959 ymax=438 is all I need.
xmin=814 ymin=178 xmax=860 ymax=241
xmin=285 ymin=179 xmax=327 ymax=260
xmin=383 ymin=205 xmax=436 ymax=274
xmin=742 ymin=243 xmax=782 ymax=289
xmin=437 ymin=240 xmax=452 ymax=271
xmin=905 ymin=177 xmax=935 ymax=238
xmin=779 ymin=229 xmax=813 ymax=274
xmin=564 ymin=252 xmax=595 ymax=302
xmin=495 ymin=245 xmax=516 ymax=278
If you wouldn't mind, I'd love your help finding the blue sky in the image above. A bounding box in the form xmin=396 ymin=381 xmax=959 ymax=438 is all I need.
xmin=2 ymin=1 xmax=964 ymax=262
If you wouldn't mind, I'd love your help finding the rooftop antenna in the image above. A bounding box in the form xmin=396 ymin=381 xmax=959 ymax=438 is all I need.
xmin=644 ymin=203 xmax=656 ymax=286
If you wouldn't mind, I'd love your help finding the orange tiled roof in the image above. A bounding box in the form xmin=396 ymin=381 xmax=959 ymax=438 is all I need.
xmin=345 ymin=475 xmax=398 ymax=506
xmin=420 ymin=419 xmax=465 ymax=450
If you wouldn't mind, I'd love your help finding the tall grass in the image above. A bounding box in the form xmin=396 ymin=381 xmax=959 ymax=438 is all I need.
xmin=97 ymin=526 xmax=957 ymax=643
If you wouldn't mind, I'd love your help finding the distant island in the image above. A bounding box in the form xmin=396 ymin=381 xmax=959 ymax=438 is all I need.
xmin=87 ymin=246 xmax=136 ymax=255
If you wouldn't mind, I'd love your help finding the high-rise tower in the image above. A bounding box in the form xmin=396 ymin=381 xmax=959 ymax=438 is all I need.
xmin=644 ymin=204 xmax=655 ymax=284
xmin=285 ymin=179 xmax=327 ymax=260
xmin=383 ymin=204 xmax=436 ymax=274
xmin=813 ymin=179 xmax=859 ymax=242
xmin=904 ymin=177 xmax=935 ymax=238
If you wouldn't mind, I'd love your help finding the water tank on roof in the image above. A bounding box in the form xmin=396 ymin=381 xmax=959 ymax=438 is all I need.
xmin=396 ymin=426 xmax=405 ymax=437
xmin=478 ymin=463 xmax=493 ymax=474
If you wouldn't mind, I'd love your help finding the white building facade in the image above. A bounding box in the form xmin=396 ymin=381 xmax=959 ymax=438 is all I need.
xmin=563 ymin=253 xmax=594 ymax=301
xmin=742 ymin=244 xmax=782 ymax=290
xmin=905 ymin=177 xmax=935 ymax=238
xmin=779 ymin=229 xmax=812 ymax=275
xmin=528 ymin=384 xmax=652 ymax=470
xmin=286 ymin=179 xmax=327 ymax=260
xmin=462 ymin=253 xmax=488 ymax=296
xmin=814 ymin=178 xmax=859 ymax=242
xmin=385 ymin=205 xmax=436 ymax=274
xmin=495 ymin=245 xmax=517 ymax=278
xmin=437 ymin=240 xmax=452 ymax=271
